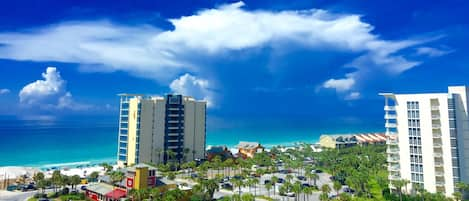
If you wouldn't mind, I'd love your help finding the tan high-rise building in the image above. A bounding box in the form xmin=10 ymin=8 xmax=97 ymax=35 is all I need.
xmin=117 ymin=94 xmax=206 ymax=167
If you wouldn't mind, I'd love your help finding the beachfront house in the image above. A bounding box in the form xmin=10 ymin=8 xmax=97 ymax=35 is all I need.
xmin=319 ymin=133 xmax=386 ymax=149
xmin=237 ymin=141 xmax=264 ymax=159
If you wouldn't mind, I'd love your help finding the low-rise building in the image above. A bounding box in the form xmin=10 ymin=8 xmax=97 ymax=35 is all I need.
xmin=85 ymin=183 xmax=126 ymax=201
xmin=237 ymin=141 xmax=264 ymax=159
xmin=206 ymin=146 xmax=233 ymax=161
xmin=124 ymin=164 xmax=158 ymax=190
xmin=319 ymin=133 xmax=386 ymax=149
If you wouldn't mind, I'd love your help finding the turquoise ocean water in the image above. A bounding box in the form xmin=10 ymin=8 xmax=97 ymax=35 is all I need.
xmin=0 ymin=117 xmax=382 ymax=167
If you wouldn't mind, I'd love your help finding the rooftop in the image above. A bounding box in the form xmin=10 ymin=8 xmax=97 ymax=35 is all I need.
xmin=86 ymin=183 xmax=114 ymax=195
xmin=237 ymin=141 xmax=262 ymax=149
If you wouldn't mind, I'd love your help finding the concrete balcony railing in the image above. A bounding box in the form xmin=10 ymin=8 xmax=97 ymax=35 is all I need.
xmin=436 ymin=181 xmax=445 ymax=187
xmin=433 ymin=133 xmax=442 ymax=138
xmin=435 ymin=162 xmax=444 ymax=167
xmin=434 ymin=153 xmax=443 ymax=158
xmin=386 ymin=123 xmax=397 ymax=128
xmin=386 ymin=131 xmax=397 ymax=135
xmin=433 ymin=143 xmax=443 ymax=148
xmin=389 ymin=175 xmax=400 ymax=181
xmin=385 ymin=114 xmax=397 ymax=119
xmin=387 ymin=139 xmax=399 ymax=145
xmin=384 ymin=106 xmax=396 ymax=111
xmin=388 ymin=165 xmax=400 ymax=172
xmin=388 ymin=157 xmax=400 ymax=163
xmin=168 ymin=108 xmax=180 ymax=111
xmin=432 ymin=115 xmax=440 ymax=119
xmin=432 ymin=124 xmax=441 ymax=129
xmin=435 ymin=171 xmax=445 ymax=177
xmin=431 ymin=106 xmax=440 ymax=111
xmin=387 ymin=148 xmax=399 ymax=154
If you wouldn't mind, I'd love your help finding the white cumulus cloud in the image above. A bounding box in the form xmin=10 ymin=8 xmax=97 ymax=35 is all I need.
xmin=0 ymin=88 xmax=10 ymax=95
xmin=170 ymin=74 xmax=214 ymax=107
xmin=19 ymin=67 xmax=91 ymax=111
xmin=0 ymin=1 xmax=435 ymax=98
xmin=322 ymin=73 xmax=356 ymax=92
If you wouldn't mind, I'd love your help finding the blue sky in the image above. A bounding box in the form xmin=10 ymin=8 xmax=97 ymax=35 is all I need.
xmin=0 ymin=0 xmax=468 ymax=131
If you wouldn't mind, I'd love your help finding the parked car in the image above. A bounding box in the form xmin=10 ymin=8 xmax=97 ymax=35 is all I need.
xmin=343 ymin=187 xmax=355 ymax=194
xmin=277 ymin=178 xmax=285 ymax=183
xmin=191 ymin=173 xmax=198 ymax=178
xmin=21 ymin=184 xmax=36 ymax=191
xmin=80 ymin=185 xmax=87 ymax=191
xmin=302 ymin=183 xmax=311 ymax=188
xmin=264 ymin=180 xmax=271 ymax=185
xmin=285 ymin=192 xmax=295 ymax=197
xmin=221 ymin=183 xmax=233 ymax=190
xmin=297 ymin=176 xmax=306 ymax=181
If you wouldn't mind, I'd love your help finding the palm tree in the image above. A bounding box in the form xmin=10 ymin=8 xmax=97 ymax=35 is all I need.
xmin=109 ymin=171 xmax=125 ymax=186
xmin=231 ymin=176 xmax=244 ymax=196
xmin=100 ymin=162 xmax=113 ymax=173
xmin=292 ymin=181 xmax=302 ymax=201
xmin=265 ymin=183 xmax=273 ymax=197
xmin=319 ymin=193 xmax=329 ymax=201
xmin=201 ymin=179 xmax=219 ymax=199
xmin=271 ymin=176 xmax=279 ymax=196
xmin=33 ymin=172 xmax=45 ymax=184
xmin=333 ymin=181 xmax=342 ymax=197
xmin=51 ymin=170 xmax=62 ymax=193
xmin=70 ymin=175 xmax=81 ymax=190
xmin=307 ymin=172 xmax=319 ymax=187
xmin=252 ymin=178 xmax=259 ymax=196
xmin=391 ymin=179 xmax=407 ymax=201
xmin=36 ymin=179 xmax=47 ymax=194
xmin=321 ymin=184 xmax=331 ymax=195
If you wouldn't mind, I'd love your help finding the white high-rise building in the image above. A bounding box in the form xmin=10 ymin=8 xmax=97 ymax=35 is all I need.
xmin=380 ymin=86 xmax=469 ymax=197
xmin=117 ymin=94 xmax=206 ymax=167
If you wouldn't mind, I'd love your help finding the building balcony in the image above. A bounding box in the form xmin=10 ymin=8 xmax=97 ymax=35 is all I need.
xmin=386 ymin=139 xmax=399 ymax=145
xmin=167 ymin=139 xmax=179 ymax=143
xmin=388 ymin=175 xmax=400 ymax=181
xmin=168 ymin=108 xmax=180 ymax=111
xmin=434 ymin=153 xmax=443 ymax=158
xmin=436 ymin=181 xmax=445 ymax=187
xmin=384 ymin=106 xmax=396 ymax=111
xmin=435 ymin=171 xmax=444 ymax=177
xmin=386 ymin=131 xmax=397 ymax=135
xmin=388 ymin=157 xmax=400 ymax=163
xmin=168 ymin=120 xmax=179 ymax=123
xmin=432 ymin=115 xmax=440 ymax=120
xmin=435 ymin=162 xmax=444 ymax=167
xmin=433 ymin=143 xmax=443 ymax=148
xmin=385 ymin=114 xmax=397 ymax=119
xmin=388 ymin=165 xmax=400 ymax=172
xmin=433 ymin=133 xmax=442 ymax=138
xmin=432 ymin=124 xmax=441 ymax=129
xmin=387 ymin=148 xmax=399 ymax=154
xmin=385 ymin=123 xmax=397 ymax=128
xmin=167 ymin=133 xmax=180 ymax=136
xmin=431 ymin=106 xmax=440 ymax=111
xmin=168 ymin=114 xmax=181 ymax=117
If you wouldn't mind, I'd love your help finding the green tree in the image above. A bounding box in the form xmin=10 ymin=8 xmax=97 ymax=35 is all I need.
xmin=333 ymin=181 xmax=342 ymax=197
xmin=109 ymin=171 xmax=125 ymax=186
xmin=51 ymin=170 xmax=62 ymax=193
xmin=89 ymin=171 xmax=100 ymax=182
xmin=70 ymin=175 xmax=81 ymax=190
xmin=265 ymin=182 xmax=273 ymax=197
xmin=231 ymin=176 xmax=244 ymax=196
xmin=241 ymin=193 xmax=255 ymax=201
xmin=101 ymin=163 xmax=113 ymax=173
xmin=292 ymin=181 xmax=302 ymax=201
xmin=201 ymin=179 xmax=219 ymax=200
xmin=33 ymin=172 xmax=45 ymax=184
xmin=271 ymin=176 xmax=279 ymax=196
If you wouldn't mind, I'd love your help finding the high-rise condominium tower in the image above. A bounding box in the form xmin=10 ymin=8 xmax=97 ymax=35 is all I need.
xmin=117 ymin=94 xmax=206 ymax=167
xmin=381 ymin=86 xmax=469 ymax=197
